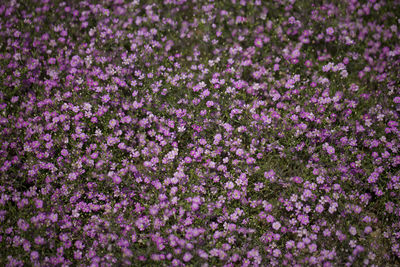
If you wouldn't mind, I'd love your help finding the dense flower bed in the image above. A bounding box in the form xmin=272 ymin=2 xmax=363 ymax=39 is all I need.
xmin=1 ymin=0 xmax=400 ymax=266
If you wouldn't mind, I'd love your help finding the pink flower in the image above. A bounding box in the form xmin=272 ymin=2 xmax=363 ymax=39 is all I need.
xmin=61 ymin=149 xmax=68 ymax=157
xmin=183 ymin=252 xmax=192 ymax=262
xmin=49 ymin=213 xmax=58 ymax=222
xmin=225 ymin=181 xmax=235 ymax=190
xmin=326 ymin=146 xmax=335 ymax=155
xmin=292 ymin=176 xmax=303 ymax=184
xmin=264 ymin=170 xmax=276 ymax=181
xmin=232 ymin=190 xmax=241 ymax=199
xmin=315 ymin=204 xmax=324 ymax=213
xmin=364 ymin=226 xmax=372 ymax=234
xmin=324 ymin=143 xmax=335 ymax=155
xmin=109 ymin=119 xmax=118 ymax=128
xmin=349 ymin=226 xmax=357 ymax=236
xmin=18 ymin=219 xmax=29 ymax=231
xmin=266 ymin=215 xmax=274 ymax=223
xmin=297 ymin=214 xmax=309 ymax=225
xmin=367 ymin=172 xmax=379 ymax=183
xmin=308 ymin=243 xmax=317 ymax=253
xmin=272 ymin=221 xmax=281 ymax=230
xmin=246 ymin=157 xmax=255 ymax=164
xmin=68 ymin=172 xmax=78 ymax=181
xmin=101 ymin=94 xmax=110 ymax=103
xmin=273 ymin=249 xmax=281 ymax=257
xmin=75 ymin=240 xmax=85 ymax=249
xmin=254 ymin=38 xmax=263 ymax=48
xmin=291 ymin=49 xmax=300 ymax=58
xmin=30 ymin=251 xmax=39 ymax=260
xmin=113 ymin=175 xmax=121 ymax=184
xmin=236 ymin=148 xmax=245 ymax=157
xmin=35 ymin=199 xmax=43 ymax=209
xmin=286 ymin=240 xmax=295 ymax=249
xmin=214 ymin=133 xmax=222 ymax=145
xmin=326 ymin=27 xmax=334 ymax=35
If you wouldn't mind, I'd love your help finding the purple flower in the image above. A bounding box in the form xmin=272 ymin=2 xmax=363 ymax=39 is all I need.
xmin=264 ymin=170 xmax=276 ymax=182
xmin=49 ymin=213 xmax=58 ymax=223
xmin=75 ymin=240 xmax=85 ymax=249
xmin=109 ymin=119 xmax=118 ymax=128
xmin=183 ymin=252 xmax=192 ymax=262
xmin=68 ymin=172 xmax=78 ymax=181
xmin=367 ymin=172 xmax=379 ymax=184
xmin=297 ymin=214 xmax=309 ymax=225
xmin=254 ymin=38 xmax=263 ymax=48
xmin=266 ymin=215 xmax=274 ymax=223
xmin=364 ymin=226 xmax=372 ymax=234
xmin=18 ymin=219 xmax=29 ymax=231
xmin=326 ymin=27 xmax=334 ymax=35
xmin=61 ymin=149 xmax=68 ymax=157
xmin=236 ymin=148 xmax=245 ymax=157
xmin=349 ymin=226 xmax=357 ymax=236
xmin=30 ymin=251 xmax=39 ymax=260
xmin=292 ymin=176 xmax=303 ymax=184
xmin=232 ymin=190 xmax=241 ymax=200
xmin=272 ymin=221 xmax=281 ymax=230
xmin=315 ymin=204 xmax=324 ymax=213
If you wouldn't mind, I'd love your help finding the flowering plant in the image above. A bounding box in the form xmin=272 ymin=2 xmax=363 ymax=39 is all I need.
xmin=0 ymin=0 xmax=399 ymax=266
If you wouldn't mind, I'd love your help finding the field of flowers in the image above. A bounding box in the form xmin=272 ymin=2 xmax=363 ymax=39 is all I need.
xmin=0 ymin=0 xmax=399 ymax=266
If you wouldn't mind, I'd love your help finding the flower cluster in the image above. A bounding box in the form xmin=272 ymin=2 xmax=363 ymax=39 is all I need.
xmin=0 ymin=0 xmax=399 ymax=266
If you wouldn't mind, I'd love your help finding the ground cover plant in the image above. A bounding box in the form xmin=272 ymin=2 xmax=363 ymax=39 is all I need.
xmin=0 ymin=0 xmax=400 ymax=266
